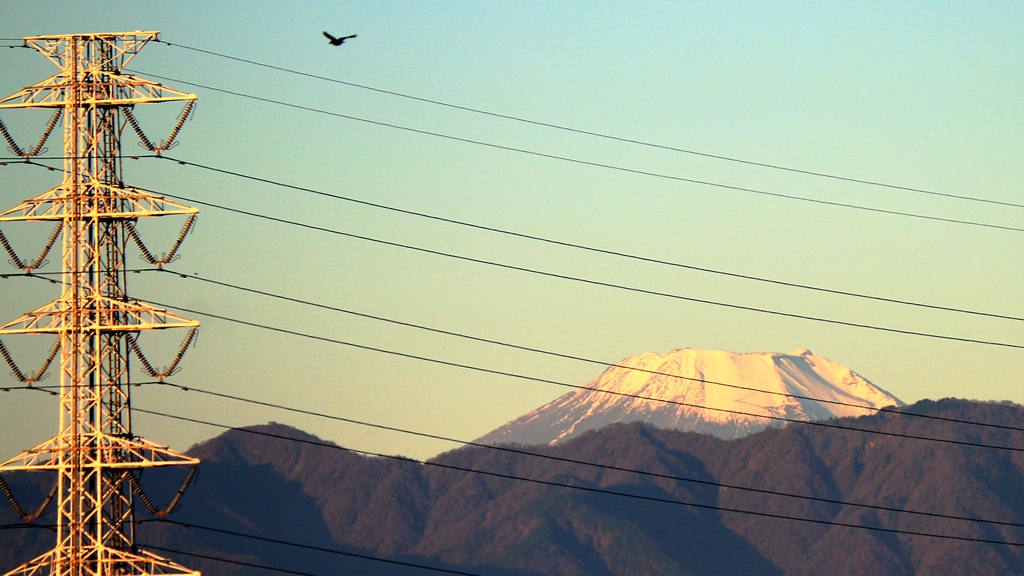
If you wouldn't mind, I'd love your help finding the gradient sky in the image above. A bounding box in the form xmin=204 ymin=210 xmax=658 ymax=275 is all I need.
xmin=0 ymin=1 xmax=1021 ymax=461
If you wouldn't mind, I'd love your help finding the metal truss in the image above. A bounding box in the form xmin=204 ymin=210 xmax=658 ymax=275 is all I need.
xmin=0 ymin=32 xmax=201 ymax=576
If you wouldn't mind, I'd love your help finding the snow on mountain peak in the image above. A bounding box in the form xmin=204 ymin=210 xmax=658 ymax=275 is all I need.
xmin=475 ymin=348 xmax=903 ymax=447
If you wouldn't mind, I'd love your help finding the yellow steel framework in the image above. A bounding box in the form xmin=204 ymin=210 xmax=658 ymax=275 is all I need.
xmin=0 ymin=32 xmax=200 ymax=575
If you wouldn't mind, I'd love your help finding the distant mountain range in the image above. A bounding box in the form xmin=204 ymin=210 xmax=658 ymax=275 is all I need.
xmin=477 ymin=348 xmax=903 ymax=446
xmin=4 ymin=399 xmax=1024 ymax=575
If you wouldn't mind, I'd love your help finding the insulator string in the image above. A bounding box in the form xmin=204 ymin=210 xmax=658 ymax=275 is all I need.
xmin=123 ymin=101 xmax=194 ymax=155
xmin=162 ymin=327 xmax=198 ymax=377
xmin=0 ymin=340 xmax=27 ymax=383
xmin=27 ymin=109 xmax=62 ymax=157
xmin=0 ymin=230 xmax=27 ymax=270
xmin=0 ymin=222 xmax=62 ymax=272
xmin=126 ymin=336 xmax=159 ymax=378
xmin=123 ymin=107 xmax=155 ymax=151
xmin=161 ymin=101 xmax=195 ymax=150
xmin=126 ymin=327 xmax=197 ymax=380
xmin=0 ymin=475 xmax=26 ymax=518
xmin=31 ymin=340 xmax=60 ymax=385
xmin=0 ymin=336 xmax=57 ymax=381
xmin=126 ymin=214 xmax=196 ymax=268
xmin=128 ymin=466 xmax=198 ymax=517
xmin=0 ymin=109 xmax=62 ymax=158
xmin=0 ymin=116 xmax=24 ymax=156
xmin=0 ymin=475 xmax=57 ymax=522
xmin=0 ymin=338 xmax=57 ymax=385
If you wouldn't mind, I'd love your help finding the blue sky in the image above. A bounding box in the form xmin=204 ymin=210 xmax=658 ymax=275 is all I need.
xmin=0 ymin=2 xmax=1021 ymax=460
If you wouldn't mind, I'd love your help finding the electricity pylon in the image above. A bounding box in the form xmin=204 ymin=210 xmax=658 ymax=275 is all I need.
xmin=0 ymin=32 xmax=201 ymax=575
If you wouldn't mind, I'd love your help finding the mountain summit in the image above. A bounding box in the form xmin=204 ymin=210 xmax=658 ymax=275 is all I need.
xmin=477 ymin=348 xmax=903 ymax=446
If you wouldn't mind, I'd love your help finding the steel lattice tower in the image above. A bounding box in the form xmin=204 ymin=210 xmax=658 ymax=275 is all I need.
xmin=0 ymin=32 xmax=201 ymax=575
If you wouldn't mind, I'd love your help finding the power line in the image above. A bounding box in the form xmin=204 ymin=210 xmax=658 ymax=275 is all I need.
xmin=142 ymin=520 xmax=487 ymax=576
xmin=136 ymin=410 xmax=1024 ymax=547
xmin=159 ymin=269 xmax=895 ymax=414
xmin=149 ymin=378 xmax=1024 ymax=529
xmin=8 ymin=269 xmax=1024 ymax=436
xmin=0 ymin=522 xmax=54 ymax=531
xmin=4 ymin=223 xmax=1021 ymax=437
xmin=154 ymin=157 xmax=1024 ymax=324
xmin=155 ymin=268 xmax=1024 ymax=433
xmin=0 ymin=385 xmax=56 ymax=395
xmin=140 ymin=301 xmax=1024 ymax=453
xmin=143 ymin=192 xmax=1024 ymax=350
xmin=0 ymin=157 xmax=64 ymax=170
xmin=4 ymin=124 xmax=1019 ymax=487
xmin=3 ymin=32 xmax=1013 ymax=575
xmin=14 ymin=154 xmax=1020 ymax=324
xmin=153 ymin=39 xmax=1024 ymax=211
xmin=11 ymin=155 xmax=1023 ymax=332
xmin=139 ymin=544 xmax=318 ymax=576
xmin=9 ymin=268 xmax=1024 ymax=442
xmin=128 ymin=72 xmax=1024 ymax=234
xmin=0 ymin=156 xmax=158 ymax=163
xmin=0 ymin=379 xmax=174 ymax=394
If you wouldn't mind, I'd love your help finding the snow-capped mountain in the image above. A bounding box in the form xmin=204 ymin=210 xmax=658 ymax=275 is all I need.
xmin=476 ymin=348 xmax=903 ymax=446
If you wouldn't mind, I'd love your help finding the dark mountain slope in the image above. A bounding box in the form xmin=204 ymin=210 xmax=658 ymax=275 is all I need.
xmin=3 ymin=399 xmax=1024 ymax=575
xmin=689 ymin=399 xmax=1024 ymax=575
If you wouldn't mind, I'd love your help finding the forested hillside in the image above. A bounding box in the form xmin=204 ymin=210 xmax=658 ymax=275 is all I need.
xmin=4 ymin=399 xmax=1024 ymax=575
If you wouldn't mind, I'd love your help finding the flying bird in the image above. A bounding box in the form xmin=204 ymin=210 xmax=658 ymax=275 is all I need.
xmin=323 ymin=31 xmax=357 ymax=46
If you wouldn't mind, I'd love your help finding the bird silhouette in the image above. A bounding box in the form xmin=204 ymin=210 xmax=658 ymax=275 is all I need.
xmin=323 ymin=31 xmax=356 ymax=46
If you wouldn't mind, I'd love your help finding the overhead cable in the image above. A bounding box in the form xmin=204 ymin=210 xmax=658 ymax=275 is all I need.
xmin=7 ymin=268 xmax=1024 ymax=436
xmin=7 ymin=269 xmax=1024 ymax=438
xmin=143 ymin=195 xmax=1024 ymax=350
xmin=143 ymin=520 xmax=486 ymax=576
xmin=129 ymin=72 xmax=1022 ymax=234
xmin=154 ymin=39 xmax=1024 ymax=210
xmin=138 ymin=545 xmax=317 ymax=576
xmin=0 ymin=522 xmax=54 ymax=531
xmin=136 ymin=410 xmax=1024 ymax=547
xmin=156 ymin=268 xmax=1024 ymax=432
xmin=151 ymin=378 xmax=1024 ymax=528
xmin=139 ymin=302 xmax=1024 ymax=453
xmin=10 ymin=155 xmax=1023 ymax=325
xmin=156 ymin=157 xmax=1024 ymax=323
xmin=0 ymin=475 xmax=56 ymax=522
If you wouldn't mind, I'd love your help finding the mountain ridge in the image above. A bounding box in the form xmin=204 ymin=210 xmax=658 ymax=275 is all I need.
xmin=4 ymin=398 xmax=1023 ymax=575
xmin=476 ymin=347 xmax=903 ymax=446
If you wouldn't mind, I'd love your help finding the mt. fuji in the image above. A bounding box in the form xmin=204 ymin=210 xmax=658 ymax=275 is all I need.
xmin=476 ymin=348 xmax=903 ymax=446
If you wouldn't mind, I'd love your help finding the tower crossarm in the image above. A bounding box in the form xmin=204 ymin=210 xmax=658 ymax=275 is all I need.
xmin=24 ymin=32 xmax=161 ymax=72
xmin=4 ymin=546 xmax=201 ymax=576
xmin=0 ymin=434 xmax=200 ymax=473
xmin=1 ymin=32 xmax=194 ymax=110
xmin=0 ymin=184 xmax=198 ymax=222
xmin=0 ymin=298 xmax=199 ymax=335
xmin=0 ymin=71 xmax=196 ymax=110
